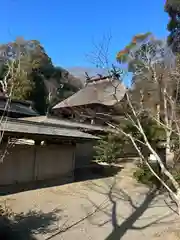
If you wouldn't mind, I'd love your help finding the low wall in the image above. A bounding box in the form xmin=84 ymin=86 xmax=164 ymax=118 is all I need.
xmin=0 ymin=143 xmax=75 ymax=186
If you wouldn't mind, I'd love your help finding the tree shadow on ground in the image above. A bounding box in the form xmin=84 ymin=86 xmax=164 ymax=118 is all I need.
xmin=0 ymin=207 xmax=61 ymax=239
xmin=74 ymin=163 xmax=123 ymax=182
xmin=0 ymin=163 xmax=122 ymax=196
xmin=24 ymin=166 xmax=176 ymax=240
xmin=85 ymin=177 xmax=177 ymax=240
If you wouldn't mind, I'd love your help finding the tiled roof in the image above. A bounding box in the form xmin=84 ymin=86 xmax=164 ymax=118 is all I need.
xmin=1 ymin=118 xmax=99 ymax=141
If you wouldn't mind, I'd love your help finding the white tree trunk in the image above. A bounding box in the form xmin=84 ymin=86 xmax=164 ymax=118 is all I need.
xmin=175 ymin=189 xmax=180 ymax=215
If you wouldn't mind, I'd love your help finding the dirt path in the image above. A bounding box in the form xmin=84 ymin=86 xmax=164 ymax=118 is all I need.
xmin=0 ymin=162 xmax=180 ymax=239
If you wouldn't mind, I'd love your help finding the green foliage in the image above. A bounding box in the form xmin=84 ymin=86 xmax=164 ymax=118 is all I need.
xmin=0 ymin=38 xmax=79 ymax=114
xmin=0 ymin=61 xmax=34 ymax=100
xmin=133 ymin=163 xmax=160 ymax=187
xmin=134 ymin=162 xmax=180 ymax=190
xmin=94 ymin=133 xmax=124 ymax=164
xmin=125 ymin=115 xmax=166 ymax=143
xmin=165 ymin=0 xmax=180 ymax=53
xmin=29 ymin=72 xmax=48 ymax=114
xmin=94 ymin=115 xmax=167 ymax=165
xmin=10 ymin=72 xmax=34 ymax=100
xmin=57 ymin=82 xmax=78 ymax=101
xmin=133 ymin=164 xmax=159 ymax=187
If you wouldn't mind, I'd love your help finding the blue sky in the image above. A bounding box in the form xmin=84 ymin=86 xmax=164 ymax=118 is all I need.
xmin=2 ymin=0 xmax=168 ymax=69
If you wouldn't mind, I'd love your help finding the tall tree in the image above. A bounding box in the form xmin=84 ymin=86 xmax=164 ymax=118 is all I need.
xmin=116 ymin=33 xmax=169 ymax=110
xmin=77 ymin=32 xmax=180 ymax=212
xmin=0 ymin=38 xmax=80 ymax=114
xmin=0 ymin=37 xmax=53 ymax=112
xmin=165 ymin=0 xmax=180 ymax=53
xmin=116 ymin=33 xmax=179 ymax=167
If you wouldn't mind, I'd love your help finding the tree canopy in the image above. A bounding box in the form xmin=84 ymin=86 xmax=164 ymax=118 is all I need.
xmin=116 ymin=32 xmax=180 ymax=122
xmin=0 ymin=37 xmax=80 ymax=114
xmin=165 ymin=0 xmax=180 ymax=53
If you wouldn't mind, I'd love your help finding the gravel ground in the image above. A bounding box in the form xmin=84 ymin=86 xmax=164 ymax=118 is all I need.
xmin=0 ymin=162 xmax=180 ymax=240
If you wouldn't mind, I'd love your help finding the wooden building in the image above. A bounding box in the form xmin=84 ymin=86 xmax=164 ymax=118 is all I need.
xmin=52 ymin=76 xmax=127 ymax=125
xmin=0 ymin=96 xmax=39 ymax=118
xmin=0 ymin=118 xmax=98 ymax=189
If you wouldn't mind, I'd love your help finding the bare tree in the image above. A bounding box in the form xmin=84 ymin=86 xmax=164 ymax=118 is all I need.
xmin=85 ymin=34 xmax=180 ymax=214
xmin=0 ymin=41 xmax=27 ymax=161
xmin=86 ymin=32 xmax=112 ymax=70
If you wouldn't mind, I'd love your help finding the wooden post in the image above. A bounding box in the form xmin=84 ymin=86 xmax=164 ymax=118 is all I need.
xmin=33 ymin=140 xmax=41 ymax=181
xmin=72 ymin=141 xmax=76 ymax=181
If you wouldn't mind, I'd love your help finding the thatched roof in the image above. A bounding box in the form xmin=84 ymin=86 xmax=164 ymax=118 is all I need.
xmin=53 ymin=78 xmax=126 ymax=109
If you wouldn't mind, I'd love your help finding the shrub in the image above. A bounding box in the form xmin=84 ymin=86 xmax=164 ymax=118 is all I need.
xmin=133 ymin=162 xmax=180 ymax=190
xmin=133 ymin=162 xmax=161 ymax=187
xmin=94 ymin=133 xmax=124 ymax=164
